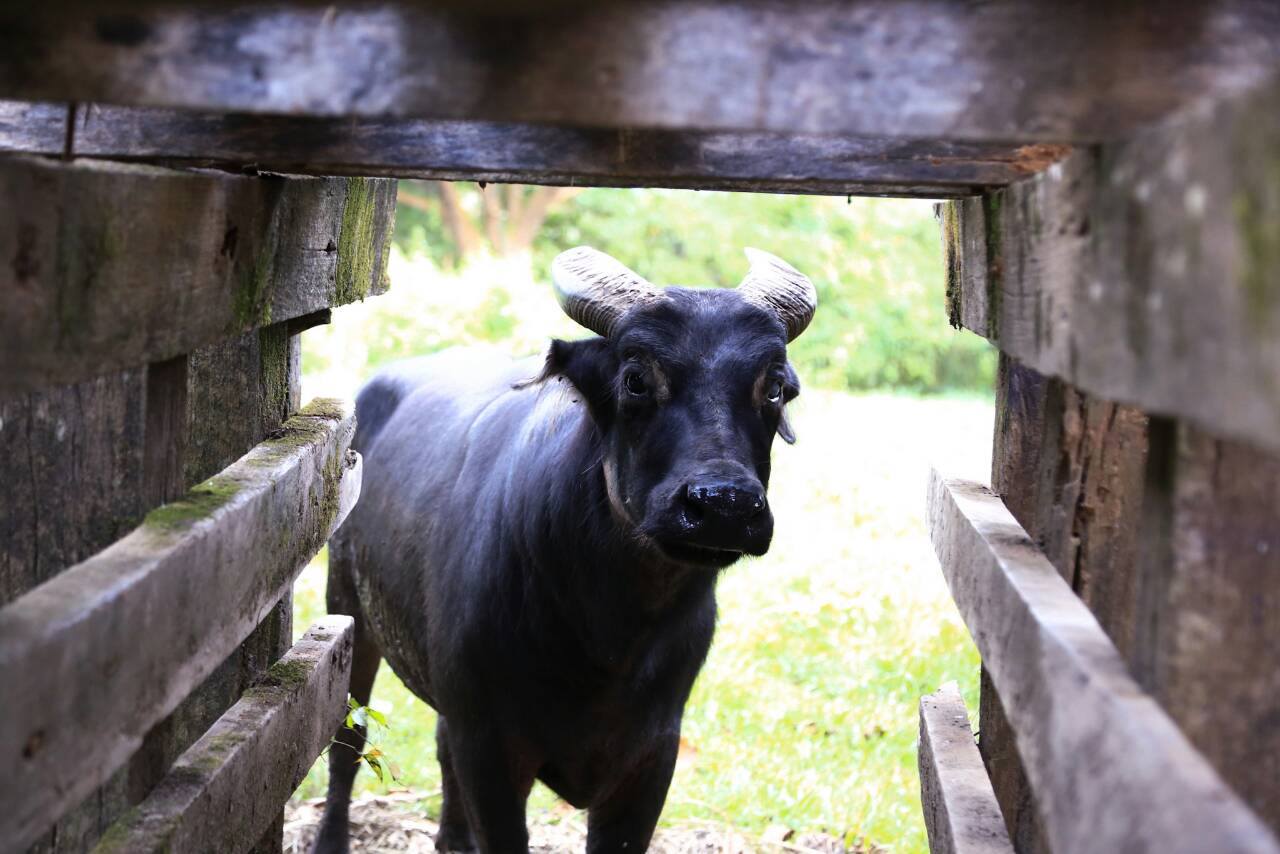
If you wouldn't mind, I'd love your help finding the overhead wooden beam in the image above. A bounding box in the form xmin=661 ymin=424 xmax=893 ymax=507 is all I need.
xmin=940 ymin=68 xmax=1280 ymax=453
xmin=0 ymin=155 xmax=395 ymax=399
xmin=91 ymin=617 xmax=355 ymax=854
xmin=0 ymin=399 xmax=361 ymax=852
xmin=1 ymin=2 xmax=1278 ymax=143
xmin=926 ymin=470 xmax=1280 ymax=854
xmin=918 ymin=684 xmax=1014 ymax=854
xmin=0 ymin=101 xmax=1068 ymax=197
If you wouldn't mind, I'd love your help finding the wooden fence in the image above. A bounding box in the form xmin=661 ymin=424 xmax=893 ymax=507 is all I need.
xmin=0 ymin=148 xmax=395 ymax=852
xmin=1 ymin=3 xmax=1277 ymax=853
xmin=919 ymin=59 xmax=1280 ymax=852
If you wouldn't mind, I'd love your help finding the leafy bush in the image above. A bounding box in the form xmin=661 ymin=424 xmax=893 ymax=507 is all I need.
xmin=319 ymin=184 xmax=994 ymax=396
xmin=533 ymin=189 xmax=994 ymax=394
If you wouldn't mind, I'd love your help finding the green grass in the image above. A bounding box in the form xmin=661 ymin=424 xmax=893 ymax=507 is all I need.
xmin=291 ymin=390 xmax=991 ymax=852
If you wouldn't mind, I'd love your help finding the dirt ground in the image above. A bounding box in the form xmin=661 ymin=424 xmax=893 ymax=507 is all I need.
xmin=284 ymin=792 xmax=872 ymax=854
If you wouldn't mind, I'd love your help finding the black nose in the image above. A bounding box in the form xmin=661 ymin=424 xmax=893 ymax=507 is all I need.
xmin=682 ymin=480 xmax=766 ymax=522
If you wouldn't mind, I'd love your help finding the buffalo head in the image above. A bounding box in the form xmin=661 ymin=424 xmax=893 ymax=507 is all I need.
xmin=542 ymin=246 xmax=817 ymax=568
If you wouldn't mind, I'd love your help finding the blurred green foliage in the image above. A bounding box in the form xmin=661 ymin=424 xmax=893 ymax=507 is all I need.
xmin=391 ymin=183 xmax=994 ymax=394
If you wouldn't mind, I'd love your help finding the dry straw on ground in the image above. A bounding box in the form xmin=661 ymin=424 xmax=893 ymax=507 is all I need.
xmin=284 ymin=792 xmax=872 ymax=854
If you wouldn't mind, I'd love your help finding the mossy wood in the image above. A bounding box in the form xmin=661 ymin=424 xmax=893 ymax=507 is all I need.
xmin=0 ymin=100 xmax=1069 ymax=198
xmin=6 ymin=324 xmax=306 ymax=853
xmin=917 ymin=685 xmax=1013 ymax=854
xmin=2 ymin=3 xmax=1278 ymax=143
xmin=90 ymin=617 xmax=355 ymax=854
xmin=940 ymin=71 xmax=1280 ymax=454
xmin=926 ymin=470 xmax=1280 ymax=854
xmin=0 ymin=399 xmax=361 ymax=852
xmin=0 ymin=155 xmax=394 ymax=397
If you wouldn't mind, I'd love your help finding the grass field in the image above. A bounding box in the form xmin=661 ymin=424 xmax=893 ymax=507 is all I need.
xmin=291 ymin=388 xmax=992 ymax=853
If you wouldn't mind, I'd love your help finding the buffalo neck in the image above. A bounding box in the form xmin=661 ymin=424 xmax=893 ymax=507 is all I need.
xmin=515 ymin=413 xmax=719 ymax=667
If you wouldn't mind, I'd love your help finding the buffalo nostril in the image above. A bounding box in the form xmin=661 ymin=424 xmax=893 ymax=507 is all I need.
xmin=683 ymin=481 xmax=766 ymax=520
xmin=682 ymin=484 xmax=707 ymax=523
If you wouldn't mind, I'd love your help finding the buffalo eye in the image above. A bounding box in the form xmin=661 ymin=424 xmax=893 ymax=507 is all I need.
xmin=624 ymin=370 xmax=649 ymax=397
xmin=765 ymin=378 xmax=784 ymax=404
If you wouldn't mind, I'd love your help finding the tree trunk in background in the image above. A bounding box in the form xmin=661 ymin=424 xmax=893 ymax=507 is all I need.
xmin=400 ymin=181 xmax=580 ymax=266
xmin=510 ymin=186 xmax=575 ymax=252
xmin=480 ymin=183 xmax=505 ymax=253
xmin=433 ymin=181 xmax=482 ymax=259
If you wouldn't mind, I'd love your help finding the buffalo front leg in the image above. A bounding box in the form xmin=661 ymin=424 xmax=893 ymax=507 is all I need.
xmin=310 ymin=553 xmax=383 ymax=854
xmin=584 ymin=738 xmax=679 ymax=854
xmin=435 ymin=716 xmax=478 ymax=852
xmin=444 ymin=723 xmax=537 ymax=854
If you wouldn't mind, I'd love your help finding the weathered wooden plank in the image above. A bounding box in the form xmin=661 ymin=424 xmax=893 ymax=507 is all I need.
xmin=979 ymin=356 xmax=1151 ymax=851
xmin=91 ymin=617 xmax=354 ymax=854
xmin=1133 ymin=421 xmax=1280 ymax=834
xmin=943 ymin=68 xmax=1280 ymax=453
xmin=121 ymin=325 xmax=304 ymax=854
xmin=992 ymin=355 xmax=1151 ymax=660
xmin=918 ymin=684 xmax=1014 ymax=854
xmin=0 ymin=101 xmax=1069 ymax=197
xmin=927 ymin=470 xmax=1280 ymax=854
xmin=0 ymin=99 xmax=64 ymax=151
xmin=0 ymin=369 xmax=147 ymax=607
xmin=10 ymin=337 xmax=297 ymax=851
xmin=0 ymin=399 xmax=362 ymax=852
xmin=0 ymin=155 xmax=395 ymax=398
xmin=1 ymin=3 xmax=1278 ymax=142
xmin=971 ymin=668 xmax=1043 ymax=854
xmin=185 ymin=325 xmax=293 ymax=486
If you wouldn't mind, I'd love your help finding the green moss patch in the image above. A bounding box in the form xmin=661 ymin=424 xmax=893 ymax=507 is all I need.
xmin=143 ymin=476 xmax=242 ymax=534
xmin=232 ymin=241 xmax=275 ymax=333
xmin=252 ymin=657 xmax=315 ymax=695
xmin=335 ymin=178 xmax=394 ymax=305
xmin=940 ymin=202 xmax=962 ymax=329
xmin=1233 ymin=152 xmax=1280 ymax=332
xmin=299 ymin=397 xmax=347 ymax=422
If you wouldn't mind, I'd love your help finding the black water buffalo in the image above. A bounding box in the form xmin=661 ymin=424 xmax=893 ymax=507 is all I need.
xmin=311 ymin=247 xmax=817 ymax=854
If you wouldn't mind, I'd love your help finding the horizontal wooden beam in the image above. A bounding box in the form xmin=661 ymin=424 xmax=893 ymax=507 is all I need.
xmin=940 ymin=68 xmax=1280 ymax=452
xmin=0 ymin=154 xmax=395 ymax=399
xmin=1 ymin=2 xmax=1277 ymax=142
xmin=0 ymin=100 xmax=63 ymax=152
xmin=918 ymin=684 xmax=1014 ymax=854
xmin=926 ymin=471 xmax=1280 ymax=854
xmin=0 ymin=399 xmax=361 ymax=851
xmin=0 ymin=101 xmax=1068 ymax=197
xmin=91 ymin=617 xmax=355 ymax=854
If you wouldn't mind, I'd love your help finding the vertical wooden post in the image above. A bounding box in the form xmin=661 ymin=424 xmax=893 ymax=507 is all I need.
xmin=987 ymin=352 xmax=1151 ymax=850
xmin=0 ymin=372 xmax=147 ymax=609
xmin=133 ymin=320 xmax=302 ymax=854
xmin=143 ymin=356 xmax=189 ymax=507
xmin=1134 ymin=423 xmax=1280 ymax=833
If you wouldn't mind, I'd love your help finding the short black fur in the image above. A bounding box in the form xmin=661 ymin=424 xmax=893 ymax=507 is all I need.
xmin=311 ymin=287 xmax=803 ymax=854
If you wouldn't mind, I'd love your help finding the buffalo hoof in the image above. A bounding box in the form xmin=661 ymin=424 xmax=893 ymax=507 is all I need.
xmin=435 ymin=822 xmax=478 ymax=853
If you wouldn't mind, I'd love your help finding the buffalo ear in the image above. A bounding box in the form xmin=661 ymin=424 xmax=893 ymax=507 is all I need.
xmin=540 ymin=338 xmax=616 ymax=412
xmin=777 ymin=362 xmax=801 ymax=445
xmin=777 ymin=410 xmax=797 ymax=444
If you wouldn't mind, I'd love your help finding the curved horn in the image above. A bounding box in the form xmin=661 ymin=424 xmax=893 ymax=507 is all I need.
xmin=550 ymin=246 xmax=664 ymax=337
xmin=736 ymin=248 xmax=818 ymax=342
